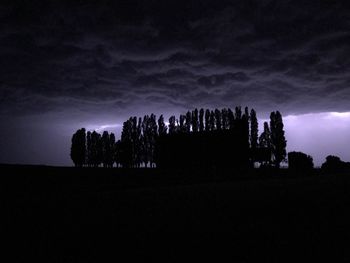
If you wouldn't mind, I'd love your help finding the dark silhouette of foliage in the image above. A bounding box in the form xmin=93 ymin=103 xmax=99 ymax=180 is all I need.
xmin=70 ymin=106 xmax=293 ymax=172
xmin=86 ymin=131 xmax=92 ymax=167
xmin=115 ymin=140 xmax=122 ymax=167
xmin=250 ymin=109 xmax=258 ymax=150
xmin=215 ymin=109 xmax=222 ymax=130
xmin=100 ymin=131 xmax=115 ymax=168
xmin=90 ymin=131 xmax=102 ymax=167
xmin=259 ymin=122 xmax=271 ymax=148
xmin=185 ymin=111 xmax=192 ymax=133
xmin=199 ymin=108 xmax=204 ymax=132
xmin=192 ymin=108 xmax=199 ymax=133
xmin=117 ymin=114 xmax=159 ymax=168
xmin=235 ymin=106 xmax=242 ymax=120
xmin=288 ymin=151 xmax=314 ymax=172
xmin=244 ymin=107 xmax=249 ymax=122
xmin=158 ymin=115 xmax=167 ymax=136
xmin=205 ymin=109 xmax=210 ymax=132
xmin=242 ymin=107 xmax=251 ymax=166
xmin=109 ymin=133 xmax=116 ymax=166
xmin=252 ymin=147 xmax=272 ymax=167
xmin=135 ymin=117 xmax=143 ymax=167
xmin=179 ymin=114 xmax=186 ymax=133
xmin=168 ymin=116 xmax=176 ymax=135
xmin=270 ymin=111 xmax=287 ymax=168
xmin=321 ymin=155 xmax=350 ymax=173
xmin=156 ymin=115 xmax=250 ymax=171
xmin=141 ymin=115 xmax=150 ymax=167
xmin=258 ymin=122 xmax=272 ymax=166
xmin=209 ymin=110 xmax=215 ymax=131
xmin=70 ymin=128 xmax=86 ymax=167
xmin=148 ymin=114 xmax=158 ymax=167
xmin=221 ymin=108 xmax=229 ymax=130
xmin=228 ymin=108 xmax=235 ymax=130
xmin=121 ymin=119 xmax=133 ymax=168
xmin=242 ymin=107 xmax=250 ymax=134
xmin=102 ymin=131 xmax=110 ymax=167
xmin=156 ymin=106 xmax=253 ymax=171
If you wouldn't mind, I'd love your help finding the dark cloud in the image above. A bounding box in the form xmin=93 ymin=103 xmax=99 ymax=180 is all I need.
xmin=0 ymin=0 xmax=350 ymax=164
xmin=2 ymin=1 xmax=349 ymax=117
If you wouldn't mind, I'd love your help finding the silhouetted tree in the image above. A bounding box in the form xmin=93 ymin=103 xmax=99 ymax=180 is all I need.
xmin=149 ymin=113 xmax=158 ymax=167
xmin=228 ymin=108 xmax=235 ymax=130
xmin=158 ymin=115 xmax=167 ymax=136
xmin=97 ymin=133 xmax=103 ymax=166
xmin=241 ymin=108 xmax=250 ymax=162
xmin=121 ymin=119 xmax=133 ymax=168
xmin=185 ymin=111 xmax=192 ymax=133
xmin=221 ymin=108 xmax=228 ymax=130
xmin=210 ymin=110 xmax=215 ymax=131
xmin=108 ymin=133 xmax=116 ymax=167
xmin=191 ymin=108 xmax=199 ymax=132
xmin=321 ymin=155 xmax=350 ymax=173
xmin=270 ymin=111 xmax=287 ymax=168
xmin=215 ymin=109 xmax=222 ymax=130
xmin=135 ymin=117 xmax=143 ymax=167
xmin=88 ymin=131 xmax=97 ymax=166
xmin=115 ymin=140 xmax=122 ymax=167
xmin=205 ymin=109 xmax=210 ymax=132
xmin=91 ymin=131 xmax=102 ymax=167
xmin=244 ymin=107 xmax=250 ymax=144
xmin=199 ymin=108 xmax=204 ymax=132
xmin=156 ymin=107 xmax=252 ymax=171
xmin=250 ymin=109 xmax=258 ymax=150
xmin=179 ymin=114 xmax=186 ymax=133
xmin=130 ymin=116 xmax=140 ymax=166
xmin=168 ymin=116 xmax=176 ymax=135
xmin=102 ymin=131 xmax=110 ymax=167
xmin=86 ymin=131 xmax=92 ymax=167
xmin=235 ymin=106 xmax=242 ymax=120
xmin=259 ymin=122 xmax=271 ymax=147
xmin=70 ymin=128 xmax=86 ymax=167
xmin=141 ymin=115 xmax=151 ymax=167
xmin=258 ymin=122 xmax=272 ymax=166
xmin=288 ymin=151 xmax=313 ymax=172
xmin=70 ymin=106 xmax=291 ymax=172
xmin=140 ymin=114 xmax=159 ymax=167
xmin=139 ymin=117 xmax=145 ymax=166
xmin=175 ymin=118 xmax=180 ymax=133
xmin=244 ymin=107 xmax=249 ymax=119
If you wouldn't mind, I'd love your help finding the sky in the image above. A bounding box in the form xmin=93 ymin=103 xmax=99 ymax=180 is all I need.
xmin=0 ymin=0 xmax=349 ymax=166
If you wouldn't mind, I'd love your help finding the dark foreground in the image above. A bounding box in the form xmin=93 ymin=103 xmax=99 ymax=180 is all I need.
xmin=2 ymin=165 xmax=350 ymax=262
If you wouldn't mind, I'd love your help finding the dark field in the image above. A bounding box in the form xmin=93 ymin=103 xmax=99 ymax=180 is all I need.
xmin=2 ymin=165 xmax=350 ymax=262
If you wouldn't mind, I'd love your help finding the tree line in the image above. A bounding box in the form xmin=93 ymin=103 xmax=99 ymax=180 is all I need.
xmin=71 ymin=129 xmax=117 ymax=168
xmin=70 ymin=106 xmax=288 ymax=169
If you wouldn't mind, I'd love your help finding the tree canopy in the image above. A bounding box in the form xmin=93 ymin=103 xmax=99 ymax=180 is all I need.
xmin=70 ymin=107 xmax=289 ymax=169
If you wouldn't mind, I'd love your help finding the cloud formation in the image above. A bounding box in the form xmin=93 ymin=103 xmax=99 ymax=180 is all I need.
xmin=0 ymin=0 xmax=349 ymax=118
xmin=0 ymin=0 xmax=350 ymax=165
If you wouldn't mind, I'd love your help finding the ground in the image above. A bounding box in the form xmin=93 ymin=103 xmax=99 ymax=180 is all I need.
xmin=2 ymin=165 xmax=350 ymax=262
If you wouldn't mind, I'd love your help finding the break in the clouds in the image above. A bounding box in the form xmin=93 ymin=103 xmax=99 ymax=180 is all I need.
xmin=0 ymin=0 xmax=349 ymax=165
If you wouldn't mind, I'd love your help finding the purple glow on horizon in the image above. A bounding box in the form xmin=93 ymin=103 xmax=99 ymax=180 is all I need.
xmin=0 ymin=111 xmax=348 ymax=167
xmin=86 ymin=111 xmax=350 ymax=167
xmin=260 ymin=112 xmax=350 ymax=166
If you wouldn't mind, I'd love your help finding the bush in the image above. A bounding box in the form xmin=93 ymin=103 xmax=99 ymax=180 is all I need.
xmin=321 ymin=155 xmax=350 ymax=173
xmin=288 ymin=151 xmax=314 ymax=172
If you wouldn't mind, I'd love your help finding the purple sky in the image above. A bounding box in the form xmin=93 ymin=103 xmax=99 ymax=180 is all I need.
xmin=0 ymin=0 xmax=349 ymax=166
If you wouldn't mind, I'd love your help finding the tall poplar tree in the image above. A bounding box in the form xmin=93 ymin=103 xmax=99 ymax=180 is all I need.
xmin=270 ymin=111 xmax=287 ymax=168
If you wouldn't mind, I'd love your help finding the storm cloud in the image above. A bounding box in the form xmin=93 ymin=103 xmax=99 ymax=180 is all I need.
xmin=1 ymin=0 xmax=350 ymax=116
xmin=0 ymin=0 xmax=350 ymax=165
